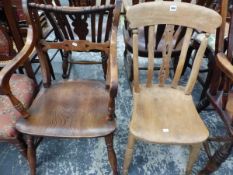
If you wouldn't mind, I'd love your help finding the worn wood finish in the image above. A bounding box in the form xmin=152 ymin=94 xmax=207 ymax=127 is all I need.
xmin=159 ymin=25 xmax=174 ymax=86
xmin=130 ymin=85 xmax=209 ymax=144
xmin=15 ymin=0 xmax=121 ymax=174
xmin=17 ymin=81 xmax=116 ymax=137
xmin=123 ymin=1 xmax=221 ymax=174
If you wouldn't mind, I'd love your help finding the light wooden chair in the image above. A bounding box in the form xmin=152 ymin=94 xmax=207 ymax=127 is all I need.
xmin=122 ymin=1 xmax=222 ymax=174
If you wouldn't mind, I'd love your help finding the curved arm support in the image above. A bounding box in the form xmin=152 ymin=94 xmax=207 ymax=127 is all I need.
xmin=217 ymin=52 xmax=233 ymax=81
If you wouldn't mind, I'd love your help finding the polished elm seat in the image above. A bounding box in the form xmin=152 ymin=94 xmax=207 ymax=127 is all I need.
xmin=17 ymin=80 xmax=115 ymax=138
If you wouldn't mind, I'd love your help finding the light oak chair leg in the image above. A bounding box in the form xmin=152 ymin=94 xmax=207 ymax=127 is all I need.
xmin=27 ymin=135 xmax=36 ymax=175
xmin=105 ymin=133 xmax=118 ymax=175
xmin=186 ymin=143 xmax=202 ymax=175
xmin=123 ymin=132 xmax=136 ymax=175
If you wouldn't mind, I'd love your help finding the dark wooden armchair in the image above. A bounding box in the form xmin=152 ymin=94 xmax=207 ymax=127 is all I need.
xmin=198 ymin=5 xmax=233 ymax=175
xmin=0 ymin=0 xmax=36 ymax=79
xmin=0 ymin=0 xmax=56 ymax=81
xmin=0 ymin=2 xmax=37 ymax=163
xmin=188 ymin=0 xmax=232 ymax=103
xmin=122 ymin=1 xmax=221 ymax=174
xmin=15 ymin=0 xmax=121 ymax=174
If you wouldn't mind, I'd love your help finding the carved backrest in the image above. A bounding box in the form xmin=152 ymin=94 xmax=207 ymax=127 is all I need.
xmin=125 ymin=1 xmax=221 ymax=94
xmin=24 ymin=0 xmax=121 ymax=86
xmin=32 ymin=0 xmax=116 ymax=43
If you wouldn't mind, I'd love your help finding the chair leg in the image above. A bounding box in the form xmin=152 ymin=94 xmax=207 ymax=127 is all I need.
xmin=15 ymin=133 xmax=27 ymax=158
xmin=105 ymin=133 xmax=118 ymax=175
xmin=101 ymin=52 xmax=108 ymax=80
xmin=26 ymin=135 xmax=36 ymax=175
xmin=62 ymin=51 xmax=70 ymax=79
xmin=9 ymin=133 xmax=27 ymax=158
xmin=123 ymin=133 xmax=136 ymax=175
xmin=186 ymin=143 xmax=202 ymax=175
xmin=199 ymin=141 xmax=233 ymax=175
xmin=124 ymin=49 xmax=133 ymax=90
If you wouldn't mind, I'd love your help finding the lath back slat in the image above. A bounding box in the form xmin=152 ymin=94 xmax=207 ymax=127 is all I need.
xmin=97 ymin=0 xmax=106 ymax=42
xmin=91 ymin=0 xmax=97 ymax=42
xmin=132 ymin=29 xmax=140 ymax=92
xmin=159 ymin=24 xmax=174 ymax=86
xmin=146 ymin=25 xmax=156 ymax=87
xmin=104 ymin=0 xmax=115 ymax=41
xmin=126 ymin=1 xmax=221 ymax=94
xmin=44 ymin=0 xmax=75 ymax=40
xmin=171 ymin=27 xmax=193 ymax=88
xmin=184 ymin=34 xmax=208 ymax=94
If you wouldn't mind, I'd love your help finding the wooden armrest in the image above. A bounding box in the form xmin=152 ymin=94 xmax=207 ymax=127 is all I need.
xmin=216 ymin=52 xmax=233 ymax=81
xmin=109 ymin=28 xmax=118 ymax=97
xmin=0 ymin=25 xmax=35 ymax=95
xmin=108 ymin=0 xmax=121 ymax=98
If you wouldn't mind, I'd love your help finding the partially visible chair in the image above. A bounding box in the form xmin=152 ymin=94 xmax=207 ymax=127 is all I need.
xmin=0 ymin=0 xmax=36 ymax=80
xmin=0 ymin=0 xmax=56 ymax=81
xmin=199 ymin=6 xmax=233 ymax=175
xmin=122 ymin=1 xmax=221 ymax=174
xmin=187 ymin=0 xmax=232 ymax=103
xmin=15 ymin=0 xmax=121 ymax=174
xmin=0 ymin=4 xmax=37 ymax=162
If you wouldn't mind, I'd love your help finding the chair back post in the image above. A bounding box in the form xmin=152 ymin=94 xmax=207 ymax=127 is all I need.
xmin=209 ymin=0 xmax=229 ymax=95
xmin=220 ymin=8 xmax=233 ymax=109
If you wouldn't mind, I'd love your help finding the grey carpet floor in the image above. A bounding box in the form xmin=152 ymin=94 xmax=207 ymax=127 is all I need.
xmin=0 ymin=18 xmax=233 ymax=175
